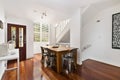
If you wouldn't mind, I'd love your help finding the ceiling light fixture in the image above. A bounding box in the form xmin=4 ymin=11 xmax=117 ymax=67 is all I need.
xmin=41 ymin=11 xmax=47 ymax=19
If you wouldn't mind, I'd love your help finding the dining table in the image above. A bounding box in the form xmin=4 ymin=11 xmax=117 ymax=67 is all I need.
xmin=43 ymin=46 xmax=78 ymax=73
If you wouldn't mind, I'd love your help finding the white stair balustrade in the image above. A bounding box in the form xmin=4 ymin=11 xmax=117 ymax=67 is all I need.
xmin=55 ymin=19 xmax=71 ymax=43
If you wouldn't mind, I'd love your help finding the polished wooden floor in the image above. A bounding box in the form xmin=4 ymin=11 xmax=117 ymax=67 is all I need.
xmin=2 ymin=54 xmax=84 ymax=80
xmin=2 ymin=54 xmax=120 ymax=80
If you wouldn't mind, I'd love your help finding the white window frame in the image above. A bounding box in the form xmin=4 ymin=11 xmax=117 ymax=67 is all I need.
xmin=34 ymin=23 xmax=49 ymax=43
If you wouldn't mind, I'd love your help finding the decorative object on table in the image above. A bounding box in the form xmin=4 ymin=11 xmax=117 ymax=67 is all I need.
xmin=0 ymin=20 xmax=3 ymax=29
xmin=112 ymin=12 xmax=120 ymax=49
xmin=52 ymin=45 xmax=59 ymax=48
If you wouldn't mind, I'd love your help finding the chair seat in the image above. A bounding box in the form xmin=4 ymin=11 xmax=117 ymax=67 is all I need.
xmin=63 ymin=57 xmax=74 ymax=63
xmin=63 ymin=55 xmax=73 ymax=61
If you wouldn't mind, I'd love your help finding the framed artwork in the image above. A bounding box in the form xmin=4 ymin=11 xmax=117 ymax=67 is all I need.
xmin=112 ymin=13 xmax=120 ymax=49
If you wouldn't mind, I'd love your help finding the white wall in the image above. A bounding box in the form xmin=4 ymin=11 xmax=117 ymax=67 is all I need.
xmin=69 ymin=9 xmax=81 ymax=64
xmin=34 ymin=42 xmax=49 ymax=54
xmin=49 ymin=24 xmax=56 ymax=45
xmin=0 ymin=3 xmax=6 ymax=79
xmin=6 ymin=16 xmax=34 ymax=59
xmin=81 ymin=4 xmax=120 ymax=67
xmin=0 ymin=3 xmax=5 ymax=44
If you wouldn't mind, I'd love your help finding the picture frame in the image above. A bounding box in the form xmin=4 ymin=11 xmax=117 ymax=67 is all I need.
xmin=112 ymin=12 xmax=120 ymax=49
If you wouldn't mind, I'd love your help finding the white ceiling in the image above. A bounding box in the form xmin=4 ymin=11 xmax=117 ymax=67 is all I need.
xmin=82 ymin=0 xmax=120 ymax=26
xmin=3 ymin=0 xmax=112 ymax=23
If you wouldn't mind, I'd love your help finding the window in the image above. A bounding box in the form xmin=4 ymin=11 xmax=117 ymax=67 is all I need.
xmin=41 ymin=24 xmax=49 ymax=42
xmin=34 ymin=24 xmax=40 ymax=42
xmin=34 ymin=23 xmax=49 ymax=42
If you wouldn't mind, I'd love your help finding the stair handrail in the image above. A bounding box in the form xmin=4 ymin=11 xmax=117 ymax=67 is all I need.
xmin=55 ymin=19 xmax=71 ymax=39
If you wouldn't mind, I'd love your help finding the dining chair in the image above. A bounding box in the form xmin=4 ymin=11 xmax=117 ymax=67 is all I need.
xmin=46 ymin=48 xmax=56 ymax=68
xmin=40 ymin=46 xmax=49 ymax=67
xmin=62 ymin=49 xmax=77 ymax=73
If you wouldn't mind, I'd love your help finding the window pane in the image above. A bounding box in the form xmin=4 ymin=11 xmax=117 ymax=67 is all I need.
xmin=34 ymin=23 xmax=40 ymax=42
xmin=34 ymin=33 xmax=40 ymax=42
xmin=42 ymin=24 xmax=49 ymax=42
xmin=11 ymin=26 xmax=16 ymax=47
xmin=19 ymin=28 xmax=24 ymax=47
xmin=34 ymin=23 xmax=49 ymax=42
xmin=34 ymin=24 xmax=40 ymax=32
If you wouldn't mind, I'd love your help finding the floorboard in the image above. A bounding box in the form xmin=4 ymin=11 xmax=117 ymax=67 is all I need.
xmin=2 ymin=54 xmax=83 ymax=80
xmin=2 ymin=54 xmax=120 ymax=80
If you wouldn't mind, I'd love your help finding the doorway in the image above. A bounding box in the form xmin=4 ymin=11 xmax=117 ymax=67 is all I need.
xmin=7 ymin=23 xmax=26 ymax=61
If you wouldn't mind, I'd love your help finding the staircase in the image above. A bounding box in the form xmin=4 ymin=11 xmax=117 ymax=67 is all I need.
xmin=55 ymin=19 xmax=70 ymax=43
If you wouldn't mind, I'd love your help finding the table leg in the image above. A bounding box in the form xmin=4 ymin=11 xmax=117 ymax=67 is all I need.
xmin=74 ymin=50 xmax=77 ymax=70
xmin=75 ymin=50 xmax=77 ymax=65
xmin=17 ymin=58 xmax=20 ymax=80
xmin=56 ymin=52 xmax=62 ymax=73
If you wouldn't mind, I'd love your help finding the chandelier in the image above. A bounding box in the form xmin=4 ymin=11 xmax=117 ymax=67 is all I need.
xmin=41 ymin=12 xmax=47 ymax=19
